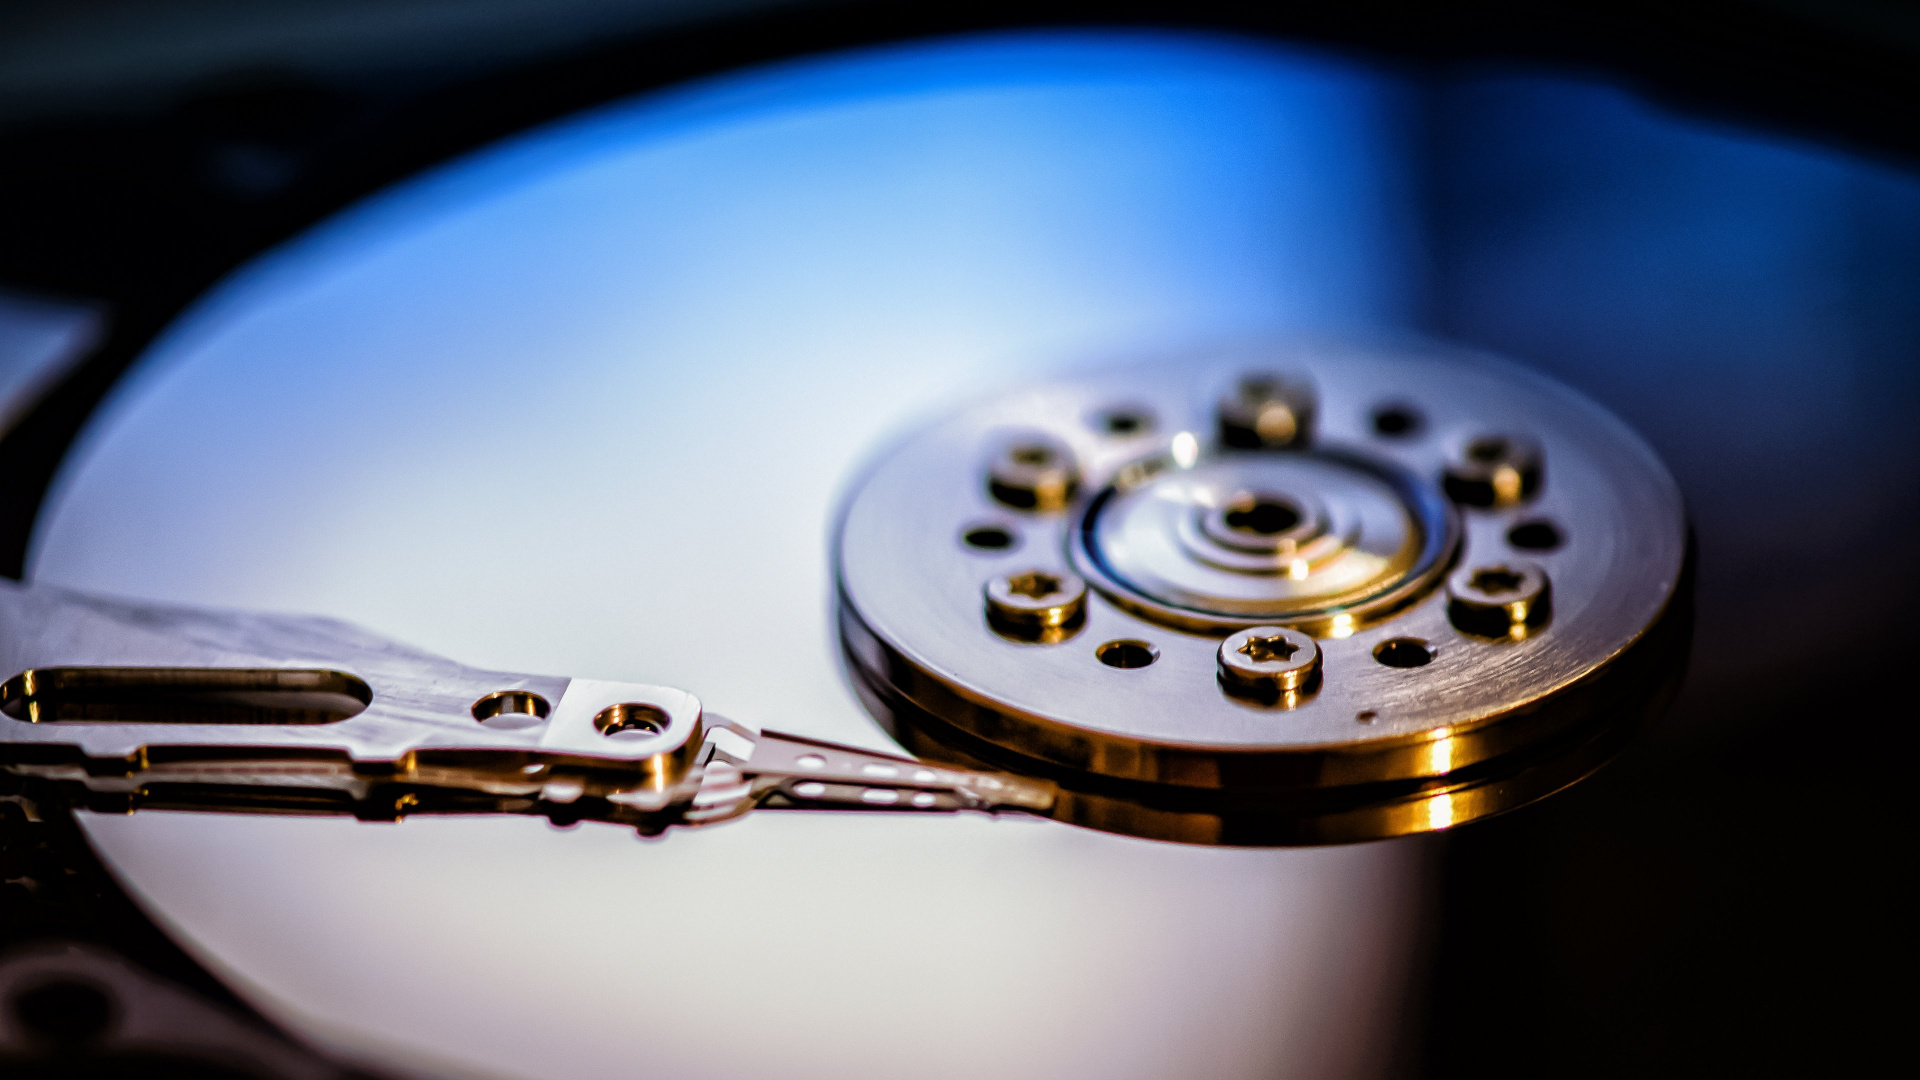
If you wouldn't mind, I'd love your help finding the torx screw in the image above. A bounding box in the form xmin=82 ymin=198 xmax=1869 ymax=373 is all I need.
xmin=1446 ymin=560 xmax=1551 ymax=638
xmin=1443 ymin=434 xmax=1543 ymax=507
xmin=987 ymin=434 xmax=1079 ymax=511
xmin=1218 ymin=372 xmax=1317 ymax=450
xmin=984 ymin=569 xmax=1088 ymax=637
xmin=1217 ymin=625 xmax=1321 ymax=700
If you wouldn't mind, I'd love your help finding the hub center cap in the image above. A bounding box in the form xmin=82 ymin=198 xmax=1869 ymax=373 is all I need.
xmin=1073 ymin=450 xmax=1455 ymax=632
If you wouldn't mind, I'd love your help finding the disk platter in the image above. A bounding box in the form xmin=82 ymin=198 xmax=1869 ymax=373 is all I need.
xmin=29 ymin=34 xmax=1439 ymax=1080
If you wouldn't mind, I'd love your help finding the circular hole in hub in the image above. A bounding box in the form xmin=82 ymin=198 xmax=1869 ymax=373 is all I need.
xmin=1096 ymin=640 xmax=1159 ymax=669
xmin=1223 ymin=497 xmax=1301 ymax=536
xmin=1508 ymin=519 xmax=1564 ymax=551
xmin=1098 ymin=409 xmax=1153 ymax=436
xmin=13 ymin=979 xmax=114 ymax=1046
xmin=961 ymin=524 xmax=1016 ymax=551
xmin=471 ymin=690 xmax=551 ymax=723
xmin=1373 ymin=638 xmax=1433 ymax=668
xmin=1371 ymin=405 xmax=1421 ymax=437
xmin=594 ymin=703 xmax=670 ymax=738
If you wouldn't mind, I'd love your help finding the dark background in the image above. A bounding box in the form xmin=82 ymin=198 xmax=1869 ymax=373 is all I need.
xmin=2 ymin=2 xmax=1915 ymax=1076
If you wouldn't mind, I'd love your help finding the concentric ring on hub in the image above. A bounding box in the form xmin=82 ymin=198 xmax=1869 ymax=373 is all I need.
xmin=1071 ymin=447 xmax=1458 ymax=634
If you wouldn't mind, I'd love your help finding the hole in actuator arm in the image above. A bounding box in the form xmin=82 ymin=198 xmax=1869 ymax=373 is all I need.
xmin=1 ymin=667 xmax=371 ymax=725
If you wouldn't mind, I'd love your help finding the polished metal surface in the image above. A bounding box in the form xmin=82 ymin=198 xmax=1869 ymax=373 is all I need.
xmin=1079 ymin=447 xmax=1450 ymax=629
xmin=836 ymin=343 xmax=1687 ymax=837
xmin=3 ymin=11 xmax=1907 ymax=1075
xmin=24 ymin=37 xmax=1436 ymax=1080
xmin=0 ymin=336 xmax=1674 ymax=845
xmin=0 ymin=580 xmax=1052 ymax=830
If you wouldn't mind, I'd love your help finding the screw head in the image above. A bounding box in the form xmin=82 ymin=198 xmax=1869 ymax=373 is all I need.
xmin=1218 ymin=372 xmax=1317 ymax=450
xmin=1217 ymin=625 xmax=1321 ymax=696
xmin=987 ymin=434 xmax=1080 ymax=511
xmin=1446 ymin=560 xmax=1551 ymax=637
xmin=1444 ymin=434 xmax=1543 ymax=507
xmin=985 ymin=569 xmax=1088 ymax=632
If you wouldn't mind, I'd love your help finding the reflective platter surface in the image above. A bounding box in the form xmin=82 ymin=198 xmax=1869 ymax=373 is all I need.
xmin=31 ymin=35 xmax=1434 ymax=1080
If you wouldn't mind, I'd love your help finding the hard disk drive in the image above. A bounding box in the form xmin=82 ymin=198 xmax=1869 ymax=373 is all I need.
xmin=1 ymin=9 xmax=1914 ymax=1080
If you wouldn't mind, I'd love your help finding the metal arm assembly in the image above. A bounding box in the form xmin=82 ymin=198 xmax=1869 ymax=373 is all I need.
xmin=0 ymin=580 xmax=1055 ymax=834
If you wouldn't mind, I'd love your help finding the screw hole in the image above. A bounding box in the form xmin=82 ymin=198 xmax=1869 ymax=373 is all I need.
xmin=1356 ymin=710 xmax=1378 ymax=723
xmin=471 ymin=690 xmax=550 ymax=724
xmin=1507 ymin=520 xmax=1564 ymax=551
xmin=1373 ymin=638 xmax=1433 ymax=668
xmin=1098 ymin=409 xmax=1153 ymax=436
xmin=1009 ymin=444 xmax=1053 ymax=466
xmin=962 ymin=525 xmax=1016 ymax=551
xmin=1096 ymin=640 xmax=1159 ymax=669
xmin=1371 ymin=405 xmax=1421 ymax=437
xmin=594 ymin=703 xmax=670 ymax=739
xmin=1223 ymin=497 xmax=1301 ymax=536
